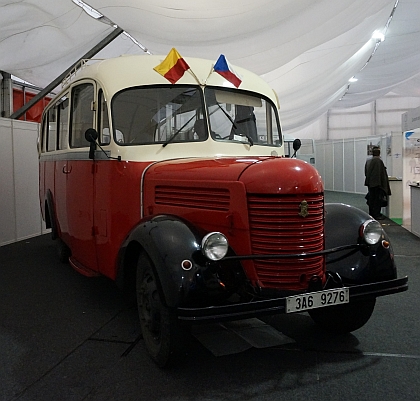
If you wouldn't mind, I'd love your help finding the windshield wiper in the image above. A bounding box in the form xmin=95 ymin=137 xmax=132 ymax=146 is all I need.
xmin=215 ymin=103 xmax=253 ymax=146
xmin=216 ymin=102 xmax=237 ymax=130
xmin=243 ymin=134 xmax=254 ymax=146
xmin=162 ymin=114 xmax=196 ymax=147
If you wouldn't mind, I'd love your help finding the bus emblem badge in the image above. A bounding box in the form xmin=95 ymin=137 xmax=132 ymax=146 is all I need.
xmin=299 ymin=200 xmax=309 ymax=217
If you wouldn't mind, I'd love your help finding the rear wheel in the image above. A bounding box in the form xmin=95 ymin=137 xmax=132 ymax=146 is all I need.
xmin=309 ymin=298 xmax=376 ymax=334
xmin=136 ymin=253 xmax=185 ymax=367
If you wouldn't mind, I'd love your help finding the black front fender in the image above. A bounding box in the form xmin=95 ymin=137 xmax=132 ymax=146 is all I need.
xmin=325 ymin=203 xmax=397 ymax=283
xmin=119 ymin=215 xmax=208 ymax=308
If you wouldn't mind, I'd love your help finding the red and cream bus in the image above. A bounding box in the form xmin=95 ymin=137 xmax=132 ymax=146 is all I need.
xmin=39 ymin=55 xmax=407 ymax=367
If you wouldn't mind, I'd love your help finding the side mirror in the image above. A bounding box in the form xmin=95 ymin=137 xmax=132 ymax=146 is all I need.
xmin=85 ymin=128 xmax=98 ymax=159
xmin=292 ymin=138 xmax=301 ymax=158
xmin=85 ymin=128 xmax=98 ymax=143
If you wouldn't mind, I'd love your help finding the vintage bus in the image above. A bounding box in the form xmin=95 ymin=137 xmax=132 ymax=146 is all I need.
xmin=39 ymin=55 xmax=407 ymax=367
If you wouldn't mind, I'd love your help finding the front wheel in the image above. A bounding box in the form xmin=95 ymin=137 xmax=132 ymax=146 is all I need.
xmin=136 ymin=253 xmax=185 ymax=367
xmin=309 ymin=298 xmax=376 ymax=334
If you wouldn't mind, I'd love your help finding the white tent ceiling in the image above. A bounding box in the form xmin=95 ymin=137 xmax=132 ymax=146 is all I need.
xmin=1 ymin=0 xmax=420 ymax=131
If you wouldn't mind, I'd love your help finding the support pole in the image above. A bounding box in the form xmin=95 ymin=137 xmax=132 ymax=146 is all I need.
xmin=10 ymin=27 xmax=124 ymax=120
xmin=0 ymin=71 xmax=12 ymax=118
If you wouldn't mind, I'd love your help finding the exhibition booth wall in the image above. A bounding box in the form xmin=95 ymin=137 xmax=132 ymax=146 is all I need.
xmin=314 ymin=110 xmax=420 ymax=232
xmin=314 ymin=133 xmax=404 ymax=224
xmin=0 ymin=117 xmax=46 ymax=246
xmin=314 ymin=132 xmax=405 ymax=193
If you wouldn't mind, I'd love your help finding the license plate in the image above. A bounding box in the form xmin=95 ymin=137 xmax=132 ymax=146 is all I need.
xmin=286 ymin=288 xmax=349 ymax=313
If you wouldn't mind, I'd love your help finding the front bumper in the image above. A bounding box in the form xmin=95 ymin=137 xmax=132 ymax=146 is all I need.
xmin=177 ymin=276 xmax=408 ymax=322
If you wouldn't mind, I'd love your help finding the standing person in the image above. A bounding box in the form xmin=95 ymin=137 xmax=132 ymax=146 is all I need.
xmin=364 ymin=147 xmax=391 ymax=220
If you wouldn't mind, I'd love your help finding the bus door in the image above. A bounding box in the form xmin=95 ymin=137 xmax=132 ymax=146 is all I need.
xmin=66 ymin=82 xmax=98 ymax=272
xmin=53 ymin=96 xmax=70 ymax=242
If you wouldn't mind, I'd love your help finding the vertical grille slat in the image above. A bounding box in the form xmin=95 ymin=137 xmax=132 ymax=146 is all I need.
xmin=248 ymin=193 xmax=324 ymax=290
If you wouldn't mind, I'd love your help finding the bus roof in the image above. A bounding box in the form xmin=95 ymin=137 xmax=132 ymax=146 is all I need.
xmin=62 ymin=55 xmax=279 ymax=107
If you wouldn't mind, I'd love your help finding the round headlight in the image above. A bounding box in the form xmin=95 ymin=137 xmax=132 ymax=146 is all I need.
xmin=361 ymin=219 xmax=382 ymax=245
xmin=201 ymin=232 xmax=229 ymax=261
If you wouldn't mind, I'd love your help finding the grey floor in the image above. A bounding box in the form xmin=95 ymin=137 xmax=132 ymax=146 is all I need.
xmin=0 ymin=191 xmax=418 ymax=401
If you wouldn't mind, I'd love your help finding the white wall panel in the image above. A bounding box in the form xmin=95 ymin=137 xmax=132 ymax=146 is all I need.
xmin=333 ymin=141 xmax=344 ymax=191
xmin=329 ymin=113 xmax=372 ymax=129
xmin=343 ymin=140 xmax=355 ymax=192
xmin=355 ymin=139 xmax=369 ymax=194
xmin=323 ymin=142 xmax=334 ymax=191
xmin=315 ymin=135 xmax=394 ymax=195
xmin=328 ymin=127 xmax=372 ymax=140
xmin=377 ymin=96 xmax=420 ymax=111
xmin=0 ymin=117 xmax=44 ymax=246
xmin=390 ymin=132 xmax=403 ymax=178
xmin=314 ymin=142 xmax=325 ymax=187
xmin=0 ymin=119 xmax=16 ymax=245
xmin=13 ymin=121 xmax=42 ymax=241
xmin=377 ymin=111 xmax=404 ymax=127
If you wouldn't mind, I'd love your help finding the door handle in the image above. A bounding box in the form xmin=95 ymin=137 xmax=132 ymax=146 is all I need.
xmin=62 ymin=164 xmax=72 ymax=174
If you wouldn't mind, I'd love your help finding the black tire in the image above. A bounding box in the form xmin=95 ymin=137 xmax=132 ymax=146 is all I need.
xmin=309 ymin=298 xmax=376 ymax=334
xmin=56 ymin=239 xmax=71 ymax=263
xmin=46 ymin=200 xmax=58 ymax=241
xmin=136 ymin=253 xmax=185 ymax=367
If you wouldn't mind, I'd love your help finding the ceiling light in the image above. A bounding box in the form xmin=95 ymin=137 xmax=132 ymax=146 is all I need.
xmin=372 ymin=30 xmax=385 ymax=42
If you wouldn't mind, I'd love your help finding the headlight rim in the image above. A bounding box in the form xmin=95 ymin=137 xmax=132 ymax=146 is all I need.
xmin=361 ymin=219 xmax=383 ymax=245
xmin=201 ymin=231 xmax=229 ymax=261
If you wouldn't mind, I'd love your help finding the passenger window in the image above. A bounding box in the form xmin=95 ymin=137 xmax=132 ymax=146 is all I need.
xmin=98 ymin=89 xmax=110 ymax=145
xmin=39 ymin=114 xmax=47 ymax=153
xmin=70 ymin=83 xmax=94 ymax=148
xmin=46 ymin=107 xmax=57 ymax=152
xmin=271 ymin=107 xmax=281 ymax=145
xmin=57 ymin=97 xmax=69 ymax=150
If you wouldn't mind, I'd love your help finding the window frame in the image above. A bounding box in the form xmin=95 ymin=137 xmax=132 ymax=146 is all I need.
xmin=69 ymin=81 xmax=96 ymax=149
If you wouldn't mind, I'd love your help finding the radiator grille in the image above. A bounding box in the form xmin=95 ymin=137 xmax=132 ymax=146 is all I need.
xmin=248 ymin=193 xmax=324 ymax=289
xmin=155 ymin=186 xmax=230 ymax=211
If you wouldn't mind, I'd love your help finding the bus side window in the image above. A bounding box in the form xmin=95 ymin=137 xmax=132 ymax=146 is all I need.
xmin=39 ymin=114 xmax=46 ymax=153
xmin=46 ymin=107 xmax=57 ymax=152
xmin=98 ymin=89 xmax=110 ymax=145
xmin=57 ymin=97 xmax=69 ymax=150
xmin=70 ymin=83 xmax=94 ymax=148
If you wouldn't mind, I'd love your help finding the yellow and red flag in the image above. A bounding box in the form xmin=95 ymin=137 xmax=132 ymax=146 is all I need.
xmin=153 ymin=48 xmax=190 ymax=84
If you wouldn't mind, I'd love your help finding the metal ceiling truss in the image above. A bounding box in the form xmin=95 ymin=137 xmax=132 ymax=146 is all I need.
xmin=9 ymin=27 xmax=123 ymax=120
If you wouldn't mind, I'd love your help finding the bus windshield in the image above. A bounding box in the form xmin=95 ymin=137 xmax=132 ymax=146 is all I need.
xmin=112 ymin=85 xmax=204 ymax=145
xmin=205 ymin=88 xmax=281 ymax=146
xmin=111 ymin=85 xmax=281 ymax=146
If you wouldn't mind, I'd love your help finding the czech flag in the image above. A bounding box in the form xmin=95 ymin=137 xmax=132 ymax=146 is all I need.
xmin=153 ymin=48 xmax=190 ymax=84
xmin=213 ymin=55 xmax=242 ymax=88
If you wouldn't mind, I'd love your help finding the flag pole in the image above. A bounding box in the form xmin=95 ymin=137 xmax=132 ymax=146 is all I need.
xmin=187 ymin=68 xmax=203 ymax=85
xmin=203 ymin=65 xmax=214 ymax=85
